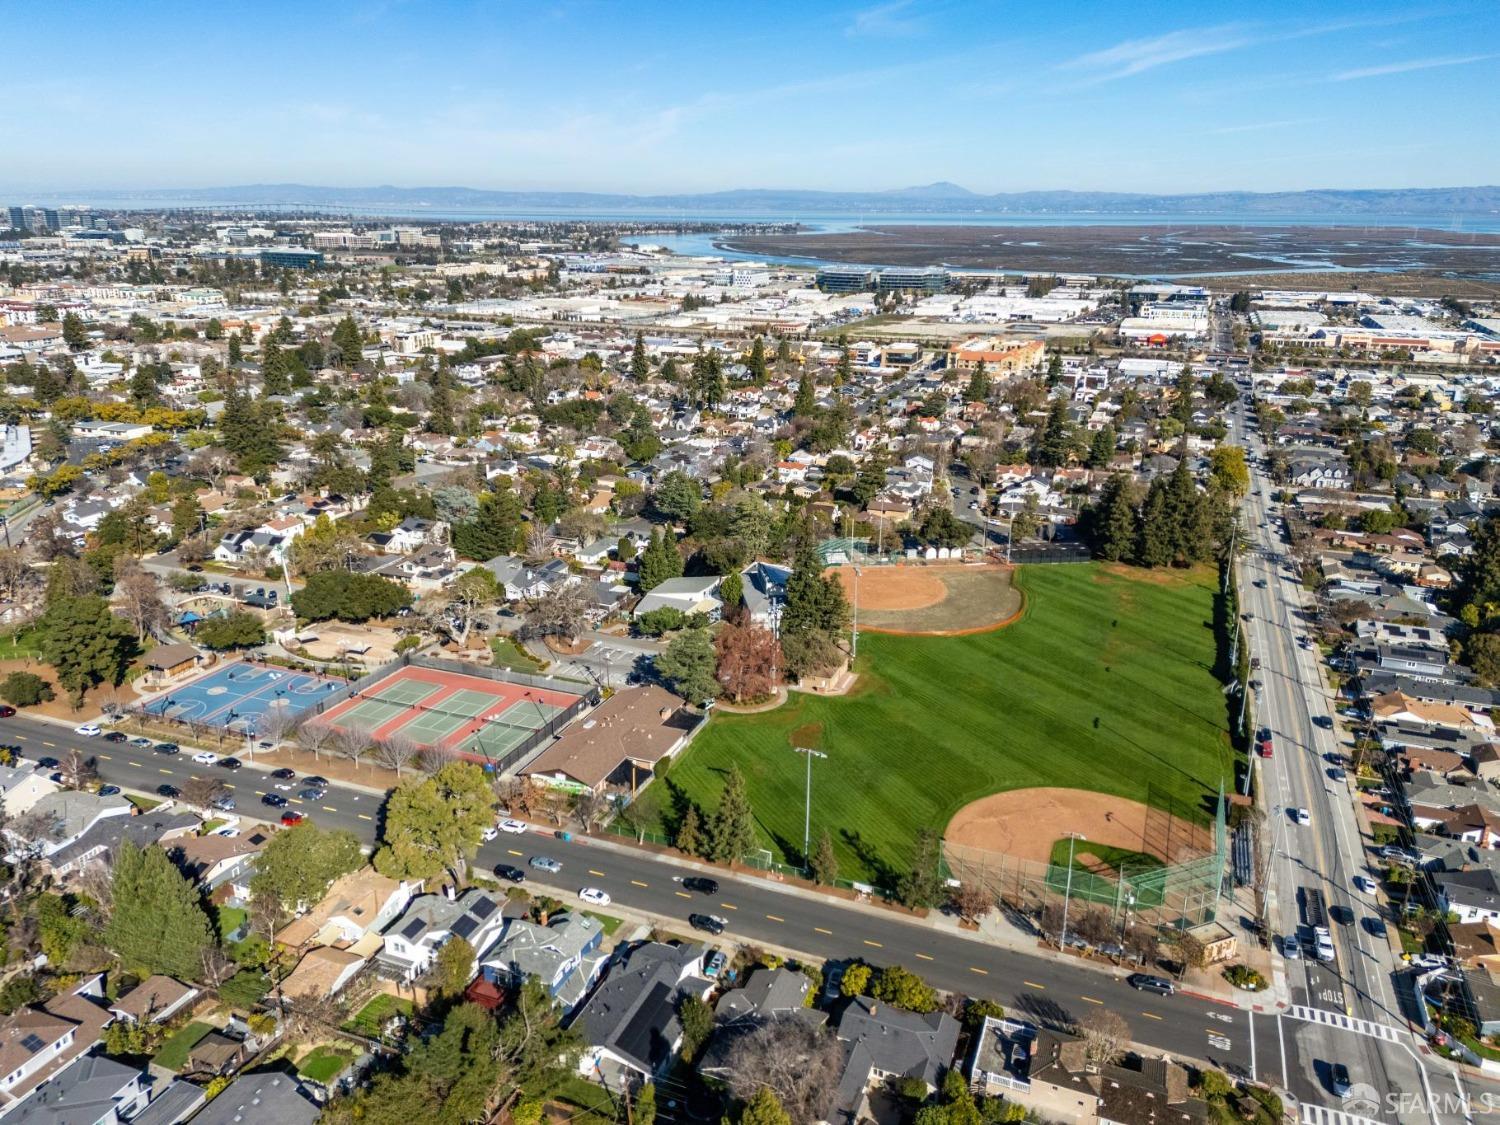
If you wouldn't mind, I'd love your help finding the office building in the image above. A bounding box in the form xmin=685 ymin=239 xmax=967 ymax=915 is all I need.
xmin=876 ymin=267 xmax=949 ymax=294
xmin=815 ymin=266 xmax=874 ymax=293
xmin=259 ymin=248 xmax=324 ymax=270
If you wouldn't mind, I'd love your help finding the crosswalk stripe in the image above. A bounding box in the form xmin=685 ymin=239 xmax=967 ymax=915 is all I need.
xmin=1285 ymin=1005 xmax=1401 ymax=1044
xmin=1300 ymin=1104 xmax=1384 ymax=1125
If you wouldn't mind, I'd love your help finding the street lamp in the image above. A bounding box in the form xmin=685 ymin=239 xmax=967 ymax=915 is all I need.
xmin=791 ymin=746 xmax=827 ymax=864
xmin=1058 ymin=831 xmax=1086 ymax=952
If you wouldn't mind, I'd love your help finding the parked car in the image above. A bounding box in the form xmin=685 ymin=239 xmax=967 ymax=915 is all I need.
xmin=1328 ymin=767 xmax=1346 ymax=782
xmin=1314 ymin=926 xmax=1336 ymax=961
xmin=498 ymin=819 xmax=529 ymax=834
xmin=689 ymin=914 xmax=727 ymax=936
xmin=0 ymin=705 xmax=15 ymax=718
xmin=683 ymin=877 xmax=720 ymax=895
xmin=1282 ymin=934 xmax=1301 ymax=960
xmin=218 ymin=757 xmax=243 ymax=770
xmin=1294 ymin=807 xmax=1311 ymax=825
xmin=1127 ymin=974 xmax=1174 ymax=996
xmin=157 ymin=784 xmax=180 ymax=798
xmin=1364 ymin=917 xmax=1387 ymax=938
xmin=130 ymin=737 xmax=153 ymax=748
xmin=703 ymin=950 xmax=727 ymax=977
xmin=103 ymin=731 xmax=128 ymax=743
xmin=579 ymin=887 xmax=611 ymax=906
xmin=302 ymin=775 xmax=328 ymax=788
xmin=494 ymin=864 xmax=527 ymax=883
xmin=73 ymin=723 xmax=101 ymax=737
xmin=1331 ymin=1063 xmax=1352 ymax=1098
xmin=155 ymin=743 xmax=179 ymax=755
xmin=529 ymin=856 xmax=562 ymax=873
xmin=281 ymin=811 xmax=305 ymax=826
xmin=211 ymin=795 xmax=236 ymax=811
xmin=191 ymin=751 xmax=219 ymax=765
xmin=97 ymin=785 xmax=120 ymax=797
xmin=480 ymin=826 xmax=498 ymax=842
xmin=36 ymin=757 xmax=59 ymax=770
xmin=1354 ymin=875 xmax=1378 ymax=895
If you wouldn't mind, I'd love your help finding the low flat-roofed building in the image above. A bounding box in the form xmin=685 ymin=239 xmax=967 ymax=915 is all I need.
xmin=522 ymin=686 xmax=697 ymax=794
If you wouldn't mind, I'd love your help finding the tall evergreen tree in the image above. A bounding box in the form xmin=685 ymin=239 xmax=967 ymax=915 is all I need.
xmin=835 ymin=345 xmax=852 ymax=384
xmin=739 ymin=1088 xmax=793 ymax=1125
xmin=427 ymin=374 xmax=455 ymax=435
xmin=630 ymin=331 xmax=650 ymax=381
xmin=793 ymin=369 xmax=816 ymax=418
xmin=707 ymin=766 xmax=757 ymax=864
xmin=1034 ymin=398 xmax=1073 ymax=467
xmin=332 ymin=314 xmax=363 ymax=368
xmin=637 ymin=529 xmax=683 ymax=592
xmin=746 ymin=336 xmax=767 ymax=384
xmin=227 ymin=331 xmax=243 ymax=366
xmin=964 ymin=360 xmax=990 ymax=403
xmin=105 ymin=842 xmax=213 ymax=979
xmin=451 ymin=486 xmax=522 ymax=560
xmin=1087 ymin=423 xmax=1117 ymax=469
xmin=1093 ymin=473 xmax=1139 ymax=563
xmin=1137 ymin=478 xmax=1175 ymax=568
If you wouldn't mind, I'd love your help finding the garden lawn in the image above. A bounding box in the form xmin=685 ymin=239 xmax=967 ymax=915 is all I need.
xmin=343 ymin=994 xmax=414 ymax=1038
xmin=153 ymin=1022 xmax=213 ymax=1071
xmin=644 ymin=563 xmax=1233 ymax=885
xmin=298 ymin=1045 xmax=353 ymax=1083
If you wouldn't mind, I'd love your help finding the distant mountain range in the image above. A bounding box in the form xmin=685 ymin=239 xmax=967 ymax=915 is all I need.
xmin=23 ymin=181 xmax=1500 ymax=217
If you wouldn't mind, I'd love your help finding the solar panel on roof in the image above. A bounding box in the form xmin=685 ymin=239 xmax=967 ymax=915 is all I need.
xmin=471 ymin=897 xmax=497 ymax=920
xmin=452 ymin=915 xmax=477 ymax=939
xmin=401 ymin=917 xmax=426 ymax=940
xmin=19 ymin=1033 xmax=45 ymax=1053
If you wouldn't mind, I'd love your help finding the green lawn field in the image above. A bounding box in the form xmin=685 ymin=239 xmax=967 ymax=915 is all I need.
xmin=641 ymin=563 xmax=1233 ymax=887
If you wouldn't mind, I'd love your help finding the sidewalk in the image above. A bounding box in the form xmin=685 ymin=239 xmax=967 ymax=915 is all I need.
xmin=572 ymin=828 xmax=1261 ymax=1008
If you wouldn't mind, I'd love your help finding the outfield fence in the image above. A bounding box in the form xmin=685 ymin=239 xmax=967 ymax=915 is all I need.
xmin=943 ymin=788 xmax=1229 ymax=935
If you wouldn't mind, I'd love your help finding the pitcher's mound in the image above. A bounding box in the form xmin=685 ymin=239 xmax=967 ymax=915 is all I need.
xmin=945 ymin=787 xmax=1212 ymax=865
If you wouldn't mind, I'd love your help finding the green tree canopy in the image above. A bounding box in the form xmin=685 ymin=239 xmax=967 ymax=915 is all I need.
xmin=250 ymin=821 xmax=364 ymax=923
xmin=290 ymin=571 xmax=412 ymax=622
xmin=38 ymin=595 xmax=136 ymax=704
xmin=374 ymin=763 xmax=494 ymax=883
xmin=654 ymin=627 xmax=720 ymax=704
xmin=106 ymin=841 xmax=213 ymax=979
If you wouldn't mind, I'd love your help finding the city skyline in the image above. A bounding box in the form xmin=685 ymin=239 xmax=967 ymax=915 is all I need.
xmin=3 ymin=0 xmax=1497 ymax=197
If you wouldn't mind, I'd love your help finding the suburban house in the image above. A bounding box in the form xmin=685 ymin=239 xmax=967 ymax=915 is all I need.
xmin=278 ymin=946 xmax=368 ymax=1003
xmin=277 ymin=869 xmax=418 ymax=949
xmin=0 ymin=976 xmax=112 ymax=1110
xmin=830 ymin=997 xmax=960 ymax=1124
xmin=480 ymin=912 xmax=609 ymax=1011
xmin=483 ymin=556 xmax=576 ymax=602
xmin=633 ymin=575 xmax=723 ymax=621
xmin=1438 ymin=869 xmax=1500 ymax=923
xmin=739 ymin=561 xmax=790 ymax=629
xmin=2 ymin=1050 xmax=147 ymax=1125
xmin=45 ymin=810 xmax=199 ymax=882
xmin=2 ymin=792 xmax=133 ymax=860
xmin=107 ymin=977 xmax=200 ymax=1026
xmin=967 ymin=1018 xmax=1207 ymax=1125
xmin=377 ymin=888 xmax=507 ymax=984
xmin=163 ymin=827 xmax=275 ymax=904
xmin=368 ymin=516 xmax=445 ymax=553
xmin=0 ymin=765 xmax=57 ymax=819
xmin=522 ymin=686 xmax=698 ymax=794
xmin=572 ymin=941 xmax=714 ymax=1087
xmin=186 ymin=1070 xmax=321 ymax=1125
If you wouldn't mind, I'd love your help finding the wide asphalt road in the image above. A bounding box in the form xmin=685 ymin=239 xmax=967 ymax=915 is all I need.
xmin=3 ymin=714 xmax=1273 ymax=1076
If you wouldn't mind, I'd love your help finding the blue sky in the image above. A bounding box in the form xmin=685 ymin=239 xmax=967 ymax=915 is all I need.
xmin=4 ymin=0 xmax=1497 ymax=195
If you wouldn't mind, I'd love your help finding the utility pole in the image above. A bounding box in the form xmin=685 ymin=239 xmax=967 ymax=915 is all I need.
xmin=1058 ymin=831 xmax=1085 ymax=951
xmin=791 ymin=745 xmax=827 ymax=864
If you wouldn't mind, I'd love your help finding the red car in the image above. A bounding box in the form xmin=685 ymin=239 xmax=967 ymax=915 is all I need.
xmin=0 ymin=705 xmax=14 ymax=718
xmin=1255 ymin=727 xmax=1274 ymax=758
xmin=280 ymin=811 xmax=305 ymax=827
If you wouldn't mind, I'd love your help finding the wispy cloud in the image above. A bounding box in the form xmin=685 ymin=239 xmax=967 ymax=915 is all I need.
xmin=846 ymin=0 xmax=924 ymax=38
xmin=1059 ymin=24 xmax=1253 ymax=81
xmin=1330 ymin=53 xmax=1497 ymax=81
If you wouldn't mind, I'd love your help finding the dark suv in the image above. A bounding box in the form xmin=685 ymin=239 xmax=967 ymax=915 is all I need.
xmin=1127 ymin=974 xmax=1175 ymax=996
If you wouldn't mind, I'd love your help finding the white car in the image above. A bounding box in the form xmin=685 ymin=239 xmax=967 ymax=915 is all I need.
xmin=579 ymin=887 xmax=611 ymax=906
xmin=1354 ymin=875 xmax=1378 ymax=895
xmin=73 ymin=723 xmax=101 ymax=737
xmin=191 ymin=751 xmax=219 ymax=765
xmin=498 ymin=819 xmax=529 ymax=834
xmin=480 ymin=826 xmax=498 ymax=842
xmin=1294 ymin=807 xmax=1311 ymax=825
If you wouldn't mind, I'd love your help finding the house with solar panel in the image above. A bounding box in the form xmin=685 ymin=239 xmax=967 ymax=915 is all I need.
xmin=376 ymin=888 xmax=508 ymax=985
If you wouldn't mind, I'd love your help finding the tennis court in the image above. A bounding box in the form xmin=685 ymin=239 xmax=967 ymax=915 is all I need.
xmin=317 ymin=664 xmax=582 ymax=755
xmin=140 ymin=661 xmax=345 ymax=734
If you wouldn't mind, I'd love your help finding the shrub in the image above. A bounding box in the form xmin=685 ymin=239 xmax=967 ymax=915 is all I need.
xmin=840 ymin=962 xmax=871 ymax=997
xmin=896 ymin=1076 xmax=929 ymax=1101
xmin=1 ymin=671 xmax=53 ymax=707
xmin=218 ymin=969 xmax=271 ymax=1009
xmin=1224 ymin=964 xmax=1267 ymax=991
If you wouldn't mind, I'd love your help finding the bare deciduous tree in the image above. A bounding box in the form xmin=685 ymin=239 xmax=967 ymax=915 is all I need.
xmin=114 ymin=564 xmax=170 ymax=640
xmin=296 ymin=722 xmax=334 ymax=761
xmin=949 ymin=883 xmax=994 ymax=924
xmin=418 ymin=742 xmax=459 ymax=776
xmin=60 ymin=749 xmax=98 ymax=791
xmin=1078 ymin=1009 xmax=1131 ymax=1065
xmin=572 ymin=791 xmax=610 ymax=835
xmin=709 ymin=1015 xmax=844 ymax=1124
xmin=373 ymin=734 xmax=422 ymax=779
xmin=180 ymin=776 xmax=229 ymax=811
xmin=522 ymin=583 xmax=590 ymax=646
xmin=330 ymin=725 xmax=373 ymax=770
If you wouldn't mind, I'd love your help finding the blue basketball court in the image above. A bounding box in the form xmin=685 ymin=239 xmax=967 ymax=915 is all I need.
xmin=140 ymin=661 xmax=344 ymax=734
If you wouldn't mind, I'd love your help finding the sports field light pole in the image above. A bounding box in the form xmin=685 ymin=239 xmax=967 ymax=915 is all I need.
xmin=1058 ymin=831 xmax=1086 ymax=952
xmin=791 ymin=746 xmax=827 ymax=864
xmin=850 ymin=566 xmax=861 ymax=661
